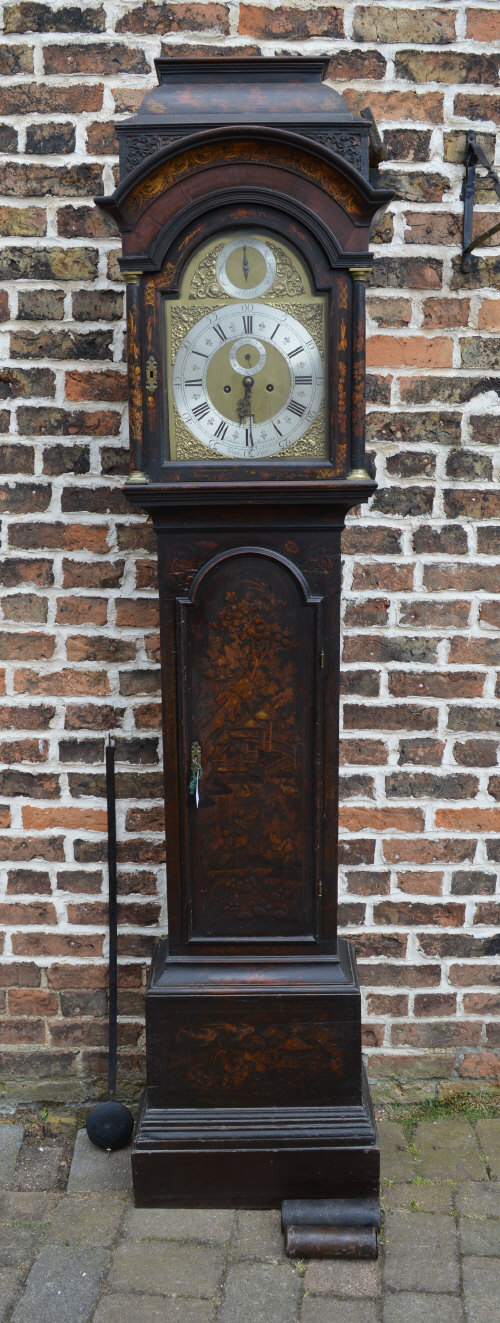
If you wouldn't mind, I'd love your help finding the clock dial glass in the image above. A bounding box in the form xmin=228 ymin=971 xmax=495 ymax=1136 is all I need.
xmin=164 ymin=231 xmax=327 ymax=462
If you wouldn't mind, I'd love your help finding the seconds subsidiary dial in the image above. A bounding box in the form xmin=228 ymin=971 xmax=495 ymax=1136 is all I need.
xmin=172 ymin=302 xmax=324 ymax=460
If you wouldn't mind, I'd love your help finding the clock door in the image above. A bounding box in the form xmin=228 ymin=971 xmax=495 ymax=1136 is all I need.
xmin=176 ymin=548 xmax=324 ymax=951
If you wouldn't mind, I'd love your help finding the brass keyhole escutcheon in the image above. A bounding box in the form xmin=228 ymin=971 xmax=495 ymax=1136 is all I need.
xmin=146 ymin=355 xmax=158 ymax=392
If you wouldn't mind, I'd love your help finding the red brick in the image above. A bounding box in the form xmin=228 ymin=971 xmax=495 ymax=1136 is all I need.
xmin=374 ymin=901 xmax=465 ymax=927
xmin=0 ymin=1019 xmax=45 ymax=1044
xmin=367 ymin=336 xmax=452 ymax=370
xmin=353 ymin=6 xmax=455 ymax=43
xmin=414 ymin=994 xmax=456 ymax=1017
xmin=0 ymin=836 xmax=65 ymax=862
xmin=43 ymin=43 xmax=149 ymax=75
xmin=344 ymin=90 xmax=444 ymax=125
xmin=14 ymin=669 xmax=109 ymax=696
xmin=454 ymin=94 xmax=500 ymax=125
xmin=0 ymin=901 xmax=56 ymax=925
xmin=473 ymin=903 xmax=500 ymax=925
xmin=65 ymin=369 xmax=127 ymax=402
xmin=239 ymin=4 xmax=342 ymax=37
xmin=343 ymin=704 xmax=438 ymax=731
xmin=7 ymin=867 xmax=51 ymax=894
xmin=392 ymin=1022 xmax=481 ymax=1047
xmin=9 ymin=522 xmax=109 ymax=553
xmin=383 ymin=838 xmax=475 ymax=864
xmin=117 ymin=2 xmax=230 ymax=33
xmin=351 ymin=564 xmax=414 ymax=592
xmin=466 ymin=8 xmax=500 ymax=40
xmin=397 ymin=871 xmax=444 ymax=896
xmin=435 ymin=808 xmax=500 ymax=832
xmin=115 ymin=599 xmax=159 ymax=629
xmin=340 ymin=807 xmax=424 ymax=833
xmin=0 ymin=961 xmax=40 ymax=987
xmin=339 ymin=739 xmax=388 ymax=766
xmin=421 ymin=296 xmax=471 ymax=328
xmin=0 ymin=83 xmax=103 ymax=115
xmin=389 ymin=671 xmax=484 ymax=699
xmin=463 ymin=993 xmax=500 ymax=1015
xmin=457 ymin=1052 xmax=500 ymax=1080
xmin=22 ymin=806 xmax=107 ymax=830
xmin=8 ymin=989 xmax=57 ymax=1015
xmin=368 ymin=1052 xmax=455 ymax=1079
xmin=450 ymin=964 xmax=500 ymax=987
xmin=55 ymin=597 xmax=108 ymax=626
xmin=12 ymin=932 xmax=104 ymax=958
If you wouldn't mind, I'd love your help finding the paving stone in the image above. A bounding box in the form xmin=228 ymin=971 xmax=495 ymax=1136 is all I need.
xmin=108 ymin=1239 xmax=225 ymax=1297
xmin=455 ymin=1181 xmax=500 ymax=1218
xmin=123 ymin=1205 xmax=234 ymax=1243
xmin=304 ymin=1258 xmax=381 ymax=1297
xmin=67 ymin=1130 xmax=132 ymax=1193
xmin=10 ymin=1245 xmax=108 ymax=1323
xmin=219 ymin=1261 xmax=300 ymax=1323
xmin=93 ymin=1296 xmax=217 ymax=1323
xmin=415 ymin=1121 xmax=485 ymax=1181
xmin=384 ymin=1294 xmax=463 ymax=1323
xmin=0 ymin=1226 xmax=43 ymax=1267
xmin=44 ymin=1194 xmax=126 ymax=1246
xmin=232 ymin=1209 xmax=285 ymax=1260
xmin=0 ymin=1125 xmax=24 ymax=1187
xmin=384 ymin=1211 xmax=459 ymax=1293
xmin=303 ymin=1299 xmax=381 ymax=1323
xmin=476 ymin=1120 xmax=500 ymax=1178
xmin=11 ymin=1142 xmax=68 ymax=1192
xmin=378 ymin=1122 xmax=415 ymax=1182
xmin=382 ymin=1181 xmax=453 ymax=1212
xmin=0 ymin=1268 xmax=25 ymax=1323
xmin=459 ymin=1216 xmax=500 ymax=1256
xmin=0 ymin=1191 xmax=59 ymax=1224
xmin=462 ymin=1256 xmax=500 ymax=1323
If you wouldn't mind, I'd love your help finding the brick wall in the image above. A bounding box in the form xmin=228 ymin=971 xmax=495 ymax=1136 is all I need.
xmin=0 ymin=1 xmax=499 ymax=1104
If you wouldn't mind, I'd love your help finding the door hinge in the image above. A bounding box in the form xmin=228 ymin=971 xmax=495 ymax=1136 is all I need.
xmin=319 ymin=650 xmax=325 ymax=669
xmin=318 ymin=880 xmax=323 ymax=898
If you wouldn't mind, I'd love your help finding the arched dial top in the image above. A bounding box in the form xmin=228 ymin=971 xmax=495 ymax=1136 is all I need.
xmin=164 ymin=230 xmax=328 ymax=462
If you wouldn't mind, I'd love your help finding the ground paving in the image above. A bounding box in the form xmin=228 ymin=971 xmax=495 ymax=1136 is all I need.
xmin=0 ymin=1115 xmax=498 ymax=1321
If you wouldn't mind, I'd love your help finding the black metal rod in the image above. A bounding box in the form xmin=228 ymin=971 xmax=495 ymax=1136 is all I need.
xmin=105 ymin=739 xmax=118 ymax=1098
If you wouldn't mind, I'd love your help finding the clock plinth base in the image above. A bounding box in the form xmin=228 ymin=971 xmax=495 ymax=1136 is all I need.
xmin=131 ymin=938 xmax=380 ymax=1256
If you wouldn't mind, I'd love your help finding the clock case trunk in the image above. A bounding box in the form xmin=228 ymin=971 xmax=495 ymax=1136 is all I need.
xmin=97 ymin=57 xmax=394 ymax=1254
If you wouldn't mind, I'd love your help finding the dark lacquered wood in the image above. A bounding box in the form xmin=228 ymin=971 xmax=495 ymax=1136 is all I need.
xmin=96 ymin=58 xmax=392 ymax=1250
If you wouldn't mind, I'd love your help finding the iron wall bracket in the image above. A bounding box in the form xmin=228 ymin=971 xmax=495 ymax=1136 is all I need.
xmin=462 ymin=130 xmax=500 ymax=272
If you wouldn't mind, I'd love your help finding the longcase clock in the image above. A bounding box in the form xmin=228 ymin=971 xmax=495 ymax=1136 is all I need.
xmin=98 ymin=57 xmax=393 ymax=1257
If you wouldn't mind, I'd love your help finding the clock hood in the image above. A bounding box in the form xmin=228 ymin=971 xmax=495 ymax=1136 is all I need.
xmin=116 ymin=56 xmax=373 ymax=182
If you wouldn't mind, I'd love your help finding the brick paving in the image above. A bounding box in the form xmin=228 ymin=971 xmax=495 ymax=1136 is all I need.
xmin=0 ymin=1117 xmax=499 ymax=1321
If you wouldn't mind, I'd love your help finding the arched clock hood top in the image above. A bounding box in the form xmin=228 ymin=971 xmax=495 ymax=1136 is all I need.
xmin=111 ymin=56 xmax=377 ymax=184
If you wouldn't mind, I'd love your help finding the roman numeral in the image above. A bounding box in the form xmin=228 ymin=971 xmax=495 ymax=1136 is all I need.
xmin=242 ymin=315 xmax=253 ymax=334
xmin=270 ymin=322 xmax=281 ymax=340
xmin=288 ymin=399 xmax=306 ymax=417
xmin=213 ymin=324 xmax=227 ymax=342
xmin=287 ymin=345 xmax=303 ymax=359
xmin=273 ymin=423 xmax=283 ymax=436
xmin=192 ymin=400 xmax=210 ymax=420
xmin=185 ymin=378 xmax=203 ymax=387
xmin=294 ymin=375 xmax=312 ymax=385
xmin=214 ymin=420 xmax=228 ymax=440
xmin=191 ymin=350 xmax=208 ymax=358
xmin=245 ymin=428 xmax=253 ymax=448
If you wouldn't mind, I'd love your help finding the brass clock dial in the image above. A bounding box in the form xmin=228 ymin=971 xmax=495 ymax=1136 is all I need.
xmin=165 ymin=231 xmax=327 ymax=462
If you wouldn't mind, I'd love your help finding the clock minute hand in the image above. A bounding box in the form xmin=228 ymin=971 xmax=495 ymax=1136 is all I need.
xmin=236 ymin=374 xmax=255 ymax=448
